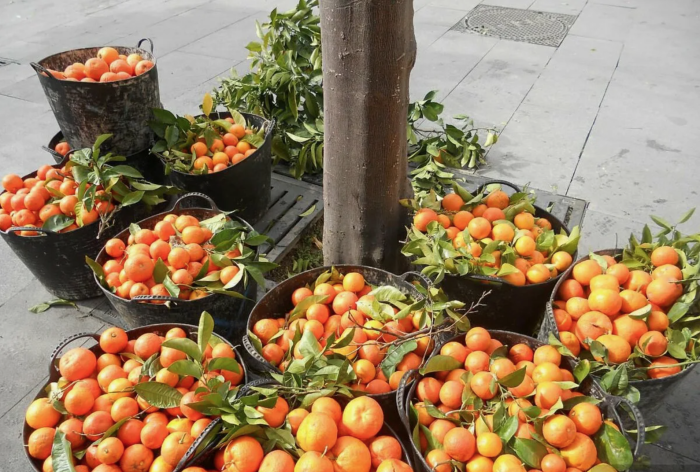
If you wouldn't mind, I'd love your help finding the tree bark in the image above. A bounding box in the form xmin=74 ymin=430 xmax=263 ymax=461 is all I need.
xmin=320 ymin=0 xmax=416 ymax=272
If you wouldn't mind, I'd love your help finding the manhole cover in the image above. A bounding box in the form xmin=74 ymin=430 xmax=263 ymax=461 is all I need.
xmin=453 ymin=4 xmax=577 ymax=47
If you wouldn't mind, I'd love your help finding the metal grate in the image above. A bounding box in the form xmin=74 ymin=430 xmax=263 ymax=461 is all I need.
xmin=453 ymin=4 xmax=577 ymax=47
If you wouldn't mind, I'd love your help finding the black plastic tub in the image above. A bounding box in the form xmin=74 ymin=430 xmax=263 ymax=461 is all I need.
xmin=22 ymin=323 xmax=248 ymax=472
xmin=0 ymin=157 xmax=138 ymax=300
xmin=94 ymin=193 xmax=257 ymax=338
xmin=159 ymin=112 xmax=273 ymax=224
xmin=243 ymin=265 xmax=426 ymax=429
xmin=180 ymin=378 xmax=416 ymax=471
xmin=31 ymin=39 xmax=159 ymax=156
xmin=539 ymin=249 xmax=698 ymax=416
xmin=427 ymin=179 xmax=574 ymax=336
xmin=397 ymin=330 xmax=645 ymax=472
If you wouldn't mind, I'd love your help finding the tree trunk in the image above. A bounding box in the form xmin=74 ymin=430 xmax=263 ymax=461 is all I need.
xmin=320 ymin=0 xmax=416 ymax=272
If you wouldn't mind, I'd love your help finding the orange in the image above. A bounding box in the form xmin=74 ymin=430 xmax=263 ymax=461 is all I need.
xmin=533 ymin=362 xmax=563 ymax=383
xmin=560 ymin=331 xmax=581 ymax=356
xmin=648 ymin=356 xmax=681 ymax=379
xmin=476 ymin=432 xmax=502 ymax=457
xmin=471 ymin=371 xmax=497 ymax=400
xmin=624 ymin=270 xmax=652 ymax=294
xmin=559 ymin=279 xmax=585 ymax=301
xmin=559 ymin=433 xmax=597 ymax=471
xmin=606 ymin=263 xmax=630 ymax=285
xmin=376 ymin=459 xmax=412 ymax=472
xmin=493 ymin=454 xmax=525 ymax=472
xmin=342 ymin=396 xmax=384 ymax=440
xmin=85 ymin=58 xmax=109 ymax=80
xmin=540 ymin=454 xmax=567 ymax=472
xmin=343 ymin=272 xmax=365 ymax=292
xmin=119 ymin=443 xmax=153 ymax=472
xmin=543 ymin=414 xmax=577 ymax=448
xmin=59 ymin=347 xmax=97 ymax=381
xmin=589 ymin=274 xmax=619 ymax=292
xmin=535 ymin=381 xmax=562 ymax=409
xmin=134 ymin=333 xmax=162 ymax=359
xmin=575 ymin=311 xmax=612 ymax=344
xmin=97 ymin=437 xmax=125 ymax=465
xmin=416 ymin=377 xmax=442 ymax=404
xmin=124 ymin=253 xmax=155 ymax=282
xmin=442 ymin=193 xmax=464 ymax=211
xmin=297 ymin=412 xmax=338 ymax=452
xmin=25 ymin=398 xmax=61 ymax=429
xmin=612 ymin=314 xmax=648 ymax=347
xmin=84 ymin=411 xmax=115 ymax=441
xmin=492 ymin=223 xmax=514 ymax=242
xmin=638 ymin=331 xmax=668 ymax=357
xmin=97 ymin=47 xmax=120 ymax=64
xmin=443 ymin=427 xmax=475 ymax=462
xmin=413 ymin=208 xmax=439 ymax=231
xmin=509 ymin=343 xmax=533 ymax=363
xmin=100 ymin=327 xmax=128 ymax=354
xmin=426 ymin=450 xmax=452 ymax=472
xmin=161 ymin=432 xmax=194 ymax=467
xmin=572 ymin=260 xmax=603 ymax=286
xmin=28 ymin=427 xmax=55 ymax=460
xmin=551 ymin=251 xmax=573 ymax=272
xmin=465 ymin=327 xmax=491 ymax=351
xmin=554 ymin=308 xmax=572 ymax=331
xmin=111 ymin=396 xmax=138 ymax=422
xmin=333 ymin=291 xmax=359 ymax=315
xmin=368 ymin=436 xmax=403 ymax=468
xmin=652 ymin=264 xmax=683 ymax=281
xmin=648 ymin=310 xmax=670 ymax=332
xmin=588 ymin=289 xmax=622 ymax=316
xmin=527 ymin=264 xmax=551 ymax=284
xmin=568 ymin=403 xmax=602 ymax=435
xmin=332 ymin=436 xmax=372 ymax=472
xmin=534 ymin=345 xmax=561 ymax=366
xmin=647 ymin=278 xmax=682 ymax=307
xmin=453 ymin=211 xmax=474 ymax=230
xmin=429 ymin=419 xmax=456 ymax=444
xmin=482 ymin=207 xmax=505 ymax=222
xmin=485 ymin=190 xmax=509 ymax=209
xmin=58 ymin=418 xmax=85 ymax=449
xmin=490 ymin=358 xmax=516 ymax=379
xmin=467 ymin=217 xmax=491 ymax=240
xmin=514 ymin=236 xmax=536 ymax=256
xmin=619 ymin=290 xmax=648 ymax=314
xmin=295 ymin=452 xmax=334 ymax=472
xmin=287 ymin=408 xmax=310 ymax=435
xmin=438 ymin=380 xmax=464 ymax=409
xmin=651 ymin=246 xmax=679 ymax=267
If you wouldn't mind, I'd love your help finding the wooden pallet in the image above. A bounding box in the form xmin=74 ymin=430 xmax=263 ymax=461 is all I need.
xmin=256 ymin=173 xmax=323 ymax=263
xmin=448 ymin=170 xmax=589 ymax=229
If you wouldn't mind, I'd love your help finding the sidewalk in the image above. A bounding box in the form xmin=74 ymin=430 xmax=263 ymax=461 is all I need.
xmin=1 ymin=0 xmax=699 ymax=468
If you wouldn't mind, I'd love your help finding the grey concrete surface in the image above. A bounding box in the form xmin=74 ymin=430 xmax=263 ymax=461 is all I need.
xmin=0 ymin=0 xmax=698 ymax=468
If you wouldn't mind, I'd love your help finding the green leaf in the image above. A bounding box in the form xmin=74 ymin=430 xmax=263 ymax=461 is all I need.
xmin=573 ymin=359 xmax=591 ymax=383
xmin=153 ymin=259 xmax=169 ymax=284
xmin=29 ymin=299 xmax=77 ymax=313
xmin=167 ymin=360 xmax=202 ymax=378
xmin=419 ymin=355 xmax=462 ymax=375
xmin=228 ymin=109 xmax=247 ymax=127
xmin=85 ymin=256 xmax=107 ymax=287
xmin=107 ymin=165 xmax=143 ymax=179
xmin=121 ymin=190 xmax=145 ymax=207
xmin=208 ymin=357 xmax=241 ymax=374
xmin=152 ymin=108 xmax=177 ymax=125
xmin=42 ymin=214 xmax=75 ymax=233
xmin=650 ymin=215 xmax=673 ymax=230
xmin=134 ymin=382 xmax=183 ymax=408
xmin=496 ymin=415 xmax=518 ymax=443
xmin=593 ymin=423 xmax=634 ymax=471
xmin=288 ymin=294 xmax=328 ymax=322
xmin=497 ymin=367 xmax=526 ymax=388
xmin=163 ymin=274 xmax=181 ymax=298
xmin=162 ymin=337 xmax=202 ymax=362
xmin=628 ymin=304 xmax=652 ymax=320
xmin=678 ymin=208 xmax=695 ymax=224
xmin=512 ymin=438 xmax=547 ymax=468
xmin=198 ymin=311 xmax=214 ymax=357
xmin=299 ymin=204 xmax=316 ymax=217
xmin=51 ymin=431 xmax=77 ymax=472
xmin=368 ymin=286 xmax=406 ymax=303
xmin=380 ymin=341 xmax=418 ymax=378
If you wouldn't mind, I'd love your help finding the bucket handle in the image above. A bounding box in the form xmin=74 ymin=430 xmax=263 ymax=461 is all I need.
xmin=169 ymin=192 xmax=220 ymax=213
xmin=396 ymin=369 xmax=419 ymax=432
xmin=475 ymin=179 xmax=522 ymax=194
xmin=49 ymin=333 xmax=100 ymax=377
xmin=137 ymin=38 xmax=154 ymax=54
xmin=2 ymin=226 xmax=53 ymax=236
xmin=466 ymin=273 xmax=505 ymax=289
xmin=131 ymin=294 xmax=181 ymax=304
xmin=30 ymin=62 xmax=61 ymax=81
xmin=399 ymin=271 xmax=430 ymax=290
xmin=607 ymin=395 xmax=645 ymax=456
xmin=42 ymin=145 xmax=68 ymax=165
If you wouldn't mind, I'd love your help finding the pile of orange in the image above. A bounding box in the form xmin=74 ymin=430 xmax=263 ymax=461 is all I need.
xmin=0 ymin=163 xmax=114 ymax=235
xmin=24 ymin=326 xmax=244 ymax=472
xmin=213 ymin=395 xmax=413 ymax=472
xmin=552 ymin=247 xmax=687 ymax=379
xmin=180 ymin=117 xmax=259 ymax=174
xmin=412 ymin=329 xmax=624 ymax=472
xmin=251 ymin=271 xmax=434 ymax=393
xmin=43 ymin=47 xmax=154 ymax=83
xmin=99 ymin=213 xmax=243 ymax=302
xmin=411 ymin=190 xmax=576 ymax=286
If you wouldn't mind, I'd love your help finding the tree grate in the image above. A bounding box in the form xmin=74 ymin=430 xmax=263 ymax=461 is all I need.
xmin=452 ymin=4 xmax=577 ymax=47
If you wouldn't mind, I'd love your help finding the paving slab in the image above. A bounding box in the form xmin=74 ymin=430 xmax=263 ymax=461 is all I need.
xmin=481 ymin=0 xmax=536 ymax=9
xmin=156 ymin=50 xmax=235 ymax=105
xmin=412 ymin=5 xmax=473 ymax=49
xmin=441 ymin=39 xmax=555 ymax=128
xmin=577 ymin=208 xmax=645 ymax=254
xmin=527 ymin=0 xmax=587 ymax=15
xmin=567 ymin=1 xmax=637 ymax=42
xmin=0 ymin=278 xmax=105 ymax=417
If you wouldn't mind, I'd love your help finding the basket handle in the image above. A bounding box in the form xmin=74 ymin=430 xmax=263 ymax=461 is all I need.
xmin=169 ymin=192 xmax=220 ymax=212
xmin=131 ymin=294 xmax=181 ymax=303
xmin=137 ymin=38 xmax=154 ymax=54
xmin=30 ymin=62 xmax=61 ymax=81
xmin=3 ymin=226 xmax=52 ymax=235
xmin=396 ymin=369 xmax=419 ymax=432
xmin=50 ymin=333 xmax=100 ymax=376
xmin=42 ymin=145 xmax=68 ymax=165
xmin=399 ymin=271 xmax=430 ymax=290
xmin=475 ymin=179 xmax=522 ymax=194
xmin=609 ymin=395 xmax=645 ymax=457
xmin=465 ymin=273 xmax=505 ymax=289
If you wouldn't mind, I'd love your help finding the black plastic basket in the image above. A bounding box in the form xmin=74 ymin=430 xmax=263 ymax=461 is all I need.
xmin=243 ymin=265 xmax=429 ymax=427
xmin=538 ymin=248 xmax=698 ymax=416
xmin=397 ymin=330 xmax=645 ymax=472
xmin=158 ymin=111 xmax=273 ymax=225
xmin=427 ymin=179 xmax=575 ymax=336
xmin=22 ymin=323 xmax=248 ymax=472
xmin=94 ymin=193 xmax=257 ymax=338
xmin=31 ymin=39 xmax=160 ymax=156
xmin=0 ymin=155 xmax=140 ymax=300
xmin=180 ymin=378 xmax=416 ymax=471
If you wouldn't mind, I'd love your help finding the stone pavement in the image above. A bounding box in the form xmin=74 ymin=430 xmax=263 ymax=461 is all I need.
xmin=1 ymin=0 xmax=699 ymax=469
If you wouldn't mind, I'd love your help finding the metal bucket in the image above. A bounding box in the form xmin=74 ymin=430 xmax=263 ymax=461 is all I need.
xmin=31 ymin=39 xmax=159 ymax=156
xmin=243 ymin=265 xmax=426 ymax=427
xmin=0 ymin=156 xmax=138 ymax=300
xmin=160 ymin=112 xmax=273 ymax=224
xmin=539 ymin=248 xmax=698 ymax=415
xmin=94 ymin=193 xmax=257 ymax=339
xmin=431 ymin=180 xmax=574 ymax=336
xmin=397 ymin=330 xmax=645 ymax=472
xmin=22 ymin=323 xmax=248 ymax=472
